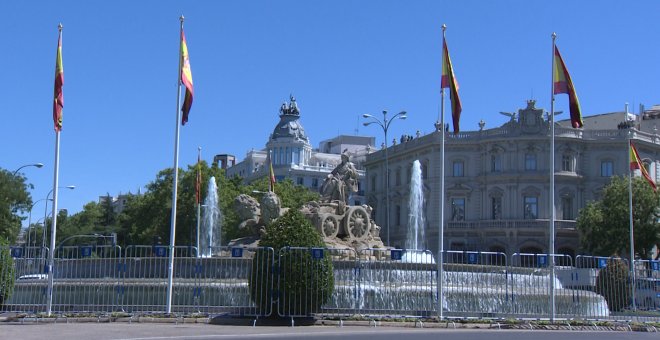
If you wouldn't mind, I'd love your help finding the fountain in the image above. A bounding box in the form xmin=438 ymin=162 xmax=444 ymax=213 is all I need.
xmin=403 ymin=160 xmax=434 ymax=264
xmin=200 ymin=176 xmax=222 ymax=257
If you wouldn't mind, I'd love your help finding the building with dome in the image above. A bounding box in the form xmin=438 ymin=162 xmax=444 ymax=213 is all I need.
xmin=218 ymin=96 xmax=375 ymax=206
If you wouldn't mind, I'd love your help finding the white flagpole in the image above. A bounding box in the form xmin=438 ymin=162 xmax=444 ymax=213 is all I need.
xmin=437 ymin=23 xmax=447 ymax=320
xmin=549 ymin=32 xmax=557 ymax=322
xmin=196 ymin=146 xmax=202 ymax=257
xmin=628 ymin=139 xmax=636 ymax=311
xmin=166 ymin=16 xmax=185 ymax=314
xmin=46 ymin=24 xmax=63 ymax=317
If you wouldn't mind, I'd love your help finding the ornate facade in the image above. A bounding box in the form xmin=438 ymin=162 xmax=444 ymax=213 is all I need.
xmin=364 ymin=100 xmax=660 ymax=256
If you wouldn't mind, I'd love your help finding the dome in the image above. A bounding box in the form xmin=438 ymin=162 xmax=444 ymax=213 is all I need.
xmin=271 ymin=95 xmax=310 ymax=143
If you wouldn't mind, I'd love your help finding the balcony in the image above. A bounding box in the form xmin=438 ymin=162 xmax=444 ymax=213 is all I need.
xmin=446 ymin=219 xmax=576 ymax=230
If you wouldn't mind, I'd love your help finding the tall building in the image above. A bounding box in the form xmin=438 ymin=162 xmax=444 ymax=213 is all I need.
xmin=221 ymin=96 xmax=375 ymax=206
xmin=365 ymin=100 xmax=660 ymax=256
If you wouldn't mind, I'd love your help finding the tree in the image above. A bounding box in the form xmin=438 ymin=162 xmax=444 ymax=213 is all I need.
xmin=0 ymin=168 xmax=33 ymax=243
xmin=595 ymin=258 xmax=631 ymax=312
xmin=576 ymin=176 xmax=660 ymax=259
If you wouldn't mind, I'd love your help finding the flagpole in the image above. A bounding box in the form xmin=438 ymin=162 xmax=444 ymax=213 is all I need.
xmin=196 ymin=146 xmax=202 ymax=258
xmin=166 ymin=15 xmax=185 ymax=315
xmin=628 ymin=139 xmax=636 ymax=311
xmin=549 ymin=32 xmax=557 ymax=322
xmin=46 ymin=24 xmax=63 ymax=317
xmin=436 ymin=23 xmax=447 ymax=320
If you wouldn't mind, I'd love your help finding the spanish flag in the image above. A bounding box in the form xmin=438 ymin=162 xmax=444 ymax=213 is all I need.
xmin=630 ymin=140 xmax=656 ymax=192
xmin=553 ymin=46 xmax=583 ymax=128
xmin=53 ymin=29 xmax=64 ymax=132
xmin=180 ymin=29 xmax=193 ymax=125
xmin=441 ymin=39 xmax=461 ymax=133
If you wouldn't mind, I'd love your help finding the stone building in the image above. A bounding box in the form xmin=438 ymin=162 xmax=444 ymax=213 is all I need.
xmin=221 ymin=96 xmax=375 ymax=206
xmin=364 ymin=100 xmax=660 ymax=257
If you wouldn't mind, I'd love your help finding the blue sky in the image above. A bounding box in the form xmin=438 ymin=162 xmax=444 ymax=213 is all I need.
xmin=3 ymin=1 xmax=660 ymax=222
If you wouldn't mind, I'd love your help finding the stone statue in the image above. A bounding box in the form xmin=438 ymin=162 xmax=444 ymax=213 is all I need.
xmin=320 ymin=152 xmax=358 ymax=204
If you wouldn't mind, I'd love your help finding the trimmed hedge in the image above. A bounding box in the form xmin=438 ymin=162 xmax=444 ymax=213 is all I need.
xmin=249 ymin=209 xmax=334 ymax=316
xmin=595 ymin=258 xmax=631 ymax=312
xmin=0 ymin=241 xmax=15 ymax=306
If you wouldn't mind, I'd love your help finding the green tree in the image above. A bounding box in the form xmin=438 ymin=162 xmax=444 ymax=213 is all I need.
xmin=0 ymin=169 xmax=33 ymax=243
xmin=576 ymin=176 xmax=660 ymax=259
xmin=594 ymin=258 xmax=631 ymax=312
xmin=0 ymin=239 xmax=15 ymax=307
xmin=250 ymin=209 xmax=334 ymax=316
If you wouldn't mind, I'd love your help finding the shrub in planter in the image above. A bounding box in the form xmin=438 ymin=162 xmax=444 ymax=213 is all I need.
xmin=595 ymin=257 xmax=631 ymax=312
xmin=249 ymin=209 xmax=334 ymax=317
xmin=0 ymin=240 xmax=15 ymax=306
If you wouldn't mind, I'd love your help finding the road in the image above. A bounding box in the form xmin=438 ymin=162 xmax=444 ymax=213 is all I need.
xmin=0 ymin=323 xmax=658 ymax=340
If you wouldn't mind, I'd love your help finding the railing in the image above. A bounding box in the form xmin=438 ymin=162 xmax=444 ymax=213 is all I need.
xmin=446 ymin=219 xmax=577 ymax=230
xmin=1 ymin=245 xmax=660 ymax=322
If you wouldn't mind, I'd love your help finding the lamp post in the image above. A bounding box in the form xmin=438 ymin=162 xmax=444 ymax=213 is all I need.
xmin=362 ymin=110 xmax=407 ymax=246
xmin=42 ymin=185 xmax=75 ymax=253
xmin=26 ymin=198 xmax=53 ymax=256
xmin=12 ymin=163 xmax=44 ymax=176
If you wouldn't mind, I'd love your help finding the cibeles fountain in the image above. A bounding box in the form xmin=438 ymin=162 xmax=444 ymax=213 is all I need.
xmin=230 ymin=152 xmax=385 ymax=252
xmin=230 ymin=155 xmax=610 ymax=317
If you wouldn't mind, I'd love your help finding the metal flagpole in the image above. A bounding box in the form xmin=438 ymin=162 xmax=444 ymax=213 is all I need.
xmin=46 ymin=24 xmax=63 ymax=317
xmin=166 ymin=16 xmax=185 ymax=314
xmin=196 ymin=146 xmax=202 ymax=257
xmin=628 ymin=139 xmax=636 ymax=311
xmin=549 ymin=32 xmax=557 ymax=322
xmin=436 ymin=23 xmax=447 ymax=320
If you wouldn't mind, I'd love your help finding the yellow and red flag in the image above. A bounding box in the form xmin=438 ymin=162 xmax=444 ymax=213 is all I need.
xmin=630 ymin=140 xmax=656 ymax=192
xmin=553 ymin=46 xmax=583 ymax=128
xmin=180 ymin=29 xmax=194 ymax=125
xmin=441 ymin=39 xmax=461 ymax=133
xmin=53 ymin=30 xmax=64 ymax=131
xmin=269 ymin=159 xmax=276 ymax=192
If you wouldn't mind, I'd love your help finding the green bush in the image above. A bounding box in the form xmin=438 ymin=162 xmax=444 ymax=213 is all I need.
xmin=249 ymin=209 xmax=334 ymax=317
xmin=595 ymin=258 xmax=631 ymax=312
xmin=0 ymin=240 xmax=16 ymax=306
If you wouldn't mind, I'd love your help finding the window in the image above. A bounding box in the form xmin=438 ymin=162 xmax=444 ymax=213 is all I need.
xmin=422 ymin=163 xmax=428 ymax=179
xmin=562 ymin=154 xmax=573 ymax=172
xmin=491 ymin=154 xmax=502 ymax=172
xmin=371 ymin=175 xmax=377 ymax=191
xmin=297 ymin=177 xmax=304 ymax=185
xmin=451 ymin=198 xmax=465 ymax=221
xmin=601 ymin=160 xmax=613 ymax=177
xmin=395 ymin=168 xmax=401 ymax=186
xmin=406 ymin=166 xmax=412 ymax=184
xmin=524 ymin=196 xmax=538 ymax=219
xmin=453 ymin=160 xmax=464 ymax=177
xmin=561 ymin=196 xmax=573 ymax=220
xmin=312 ymin=178 xmax=319 ymax=188
xmin=525 ymin=153 xmax=537 ymax=171
xmin=491 ymin=196 xmax=502 ymax=220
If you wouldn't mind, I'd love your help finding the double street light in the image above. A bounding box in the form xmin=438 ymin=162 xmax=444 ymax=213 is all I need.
xmin=362 ymin=110 xmax=407 ymax=246
xmin=42 ymin=185 xmax=75 ymax=252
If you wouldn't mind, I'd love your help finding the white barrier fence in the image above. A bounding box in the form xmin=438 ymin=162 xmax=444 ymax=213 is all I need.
xmin=1 ymin=245 xmax=659 ymax=321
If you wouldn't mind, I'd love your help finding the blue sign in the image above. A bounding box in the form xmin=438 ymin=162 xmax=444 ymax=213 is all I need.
xmin=537 ymin=255 xmax=548 ymax=267
xmin=10 ymin=247 xmax=23 ymax=258
xmin=311 ymin=248 xmax=324 ymax=260
xmin=652 ymin=261 xmax=660 ymax=271
xmin=598 ymin=258 xmax=608 ymax=269
xmin=391 ymin=249 xmax=403 ymax=261
xmin=467 ymin=253 xmax=478 ymax=264
xmin=154 ymin=246 xmax=167 ymax=257
xmin=80 ymin=246 xmax=93 ymax=258
xmin=231 ymin=247 xmax=243 ymax=258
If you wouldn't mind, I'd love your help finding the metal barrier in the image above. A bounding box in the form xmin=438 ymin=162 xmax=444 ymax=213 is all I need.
xmin=442 ymin=250 xmax=508 ymax=318
xmin=1 ymin=244 xmax=660 ymax=322
xmin=194 ymin=246 xmax=274 ymax=317
xmin=357 ymin=248 xmax=436 ymax=317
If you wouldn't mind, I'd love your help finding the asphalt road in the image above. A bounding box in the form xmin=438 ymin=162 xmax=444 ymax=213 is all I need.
xmin=0 ymin=323 xmax=658 ymax=340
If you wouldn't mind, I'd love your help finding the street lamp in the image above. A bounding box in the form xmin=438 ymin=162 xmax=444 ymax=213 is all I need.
xmin=26 ymin=198 xmax=53 ymax=256
xmin=12 ymin=163 xmax=44 ymax=176
xmin=362 ymin=110 xmax=407 ymax=246
xmin=42 ymin=185 xmax=75 ymax=252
